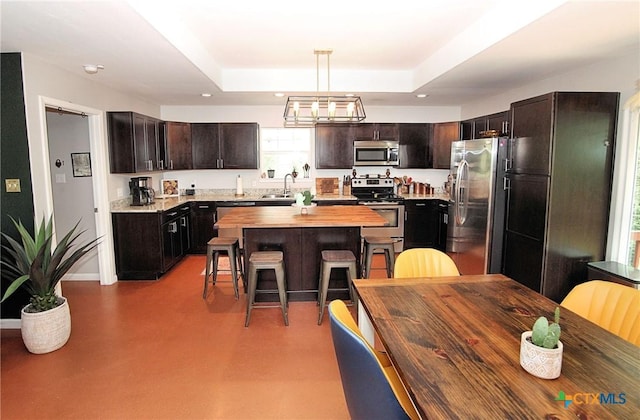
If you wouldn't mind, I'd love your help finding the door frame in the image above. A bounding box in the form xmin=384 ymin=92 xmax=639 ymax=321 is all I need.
xmin=38 ymin=96 xmax=117 ymax=287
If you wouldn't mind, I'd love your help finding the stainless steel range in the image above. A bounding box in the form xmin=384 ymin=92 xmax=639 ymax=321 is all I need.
xmin=351 ymin=176 xmax=404 ymax=253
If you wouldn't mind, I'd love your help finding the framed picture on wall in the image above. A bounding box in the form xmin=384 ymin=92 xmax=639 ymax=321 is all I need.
xmin=71 ymin=152 xmax=92 ymax=177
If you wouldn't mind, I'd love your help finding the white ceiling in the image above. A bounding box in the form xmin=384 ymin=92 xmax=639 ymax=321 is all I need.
xmin=1 ymin=0 xmax=638 ymax=107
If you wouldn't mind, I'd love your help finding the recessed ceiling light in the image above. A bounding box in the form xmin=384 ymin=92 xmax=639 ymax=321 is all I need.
xmin=416 ymin=94 xmax=427 ymax=98
xmin=274 ymin=93 xmax=284 ymax=97
xmin=201 ymin=93 xmax=212 ymax=97
xmin=83 ymin=64 xmax=104 ymax=74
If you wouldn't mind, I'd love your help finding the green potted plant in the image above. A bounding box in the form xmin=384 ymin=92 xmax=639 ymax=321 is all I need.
xmin=294 ymin=190 xmax=315 ymax=214
xmin=520 ymin=307 xmax=562 ymax=379
xmin=1 ymin=215 xmax=100 ymax=354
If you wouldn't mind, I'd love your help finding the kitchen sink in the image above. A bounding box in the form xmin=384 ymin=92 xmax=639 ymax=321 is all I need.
xmin=260 ymin=194 xmax=293 ymax=199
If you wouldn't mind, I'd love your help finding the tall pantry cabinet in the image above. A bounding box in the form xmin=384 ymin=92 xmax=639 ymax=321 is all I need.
xmin=503 ymin=92 xmax=619 ymax=302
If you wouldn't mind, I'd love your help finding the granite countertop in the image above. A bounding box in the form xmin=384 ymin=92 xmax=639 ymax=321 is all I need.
xmin=110 ymin=190 xmax=450 ymax=213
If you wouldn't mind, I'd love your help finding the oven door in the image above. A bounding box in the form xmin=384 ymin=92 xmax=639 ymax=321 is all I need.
xmin=358 ymin=202 xmax=405 ymax=253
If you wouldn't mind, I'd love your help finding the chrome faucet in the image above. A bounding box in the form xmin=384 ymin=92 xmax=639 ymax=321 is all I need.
xmin=284 ymin=173 xmax=295 ymax=195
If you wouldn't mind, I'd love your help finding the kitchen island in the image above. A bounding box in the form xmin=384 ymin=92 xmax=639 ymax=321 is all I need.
xmin=215 ymin=205 xmax=387 ymax=301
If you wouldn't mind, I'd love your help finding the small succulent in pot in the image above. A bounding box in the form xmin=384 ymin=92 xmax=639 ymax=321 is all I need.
xmin=531 ymin=307 xmax=561 ymax=349
xmin=295 ymin=190 xmax=315 ymax=206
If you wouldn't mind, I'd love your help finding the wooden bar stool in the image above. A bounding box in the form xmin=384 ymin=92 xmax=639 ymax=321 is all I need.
xmin=245 ymin=251 xmax=288 ymax=327
xmin=362 ymin=236 xmax=396 ymax=278
xmin=204 ymin=237 xmax=244 ymax=299
xmin=318 ymin=250 xmax=357 ymax=325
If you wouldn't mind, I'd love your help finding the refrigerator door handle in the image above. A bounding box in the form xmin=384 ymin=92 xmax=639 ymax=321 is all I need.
xmin=455 ymin=159 xmax=469 ymax=225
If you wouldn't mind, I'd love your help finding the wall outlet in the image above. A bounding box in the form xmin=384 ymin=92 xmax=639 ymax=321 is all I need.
xmin=116 ymin=188 xmax=124 ymax=198
xmin=5 ymin=178 xmax=21 ymax=193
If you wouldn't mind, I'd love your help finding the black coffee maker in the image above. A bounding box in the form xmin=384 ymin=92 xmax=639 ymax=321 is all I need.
xmin=129 ymin=177 xmax=154 ymax=206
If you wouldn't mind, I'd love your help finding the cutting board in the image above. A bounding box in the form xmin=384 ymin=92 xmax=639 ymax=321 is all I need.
xmin=315 ymin=177 xmax=340 ymax=194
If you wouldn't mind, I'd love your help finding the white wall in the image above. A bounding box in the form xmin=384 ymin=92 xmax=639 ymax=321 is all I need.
xmin=21 ymin=53 xmax=161 ymax=213
xmin=460 ymin=49 xmax=639 ymax=118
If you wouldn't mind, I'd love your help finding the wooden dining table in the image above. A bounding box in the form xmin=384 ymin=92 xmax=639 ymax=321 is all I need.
xmin=353 ymin=274 xmax=639 ymax=419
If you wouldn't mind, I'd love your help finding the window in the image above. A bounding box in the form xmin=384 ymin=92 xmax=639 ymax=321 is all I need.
xmin=609 ymin=90 xmax=640 ymax=267
xmin=260 ymin=128 xmax=312 ymax=179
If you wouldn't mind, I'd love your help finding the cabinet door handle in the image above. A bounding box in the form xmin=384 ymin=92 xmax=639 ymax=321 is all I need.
xmin=167 ymin=211 xmax=178 ymax=217
xmin=198 ymin=205 xmax=210 ymax=209
xmin=503 ymin=177 xmax=511 ymax=191
xmin=168 ymin=222 xmax=178 ymax=233
xmin=416 ymin=203 xmax=426 ymax=207
xmin=180 ymin=216 xmax=188 ymax=227
xmin=504 ymin=158 xmax=511 ymax=172
xmin=180 ymin=206 xmax=190 ymax=211
xmin=158 ymin=160 xmax=164 ymax=170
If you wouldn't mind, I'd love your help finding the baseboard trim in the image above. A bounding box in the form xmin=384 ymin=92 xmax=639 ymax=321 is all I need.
xmin=1 ymin=319 xmax=21 ymax=329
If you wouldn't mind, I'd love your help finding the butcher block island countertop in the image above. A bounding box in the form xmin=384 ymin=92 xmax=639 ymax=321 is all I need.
xmin=215 ymin=205 xmax=388 ymax=229
xmin=216 ymin=205 xmax=387 ymax=302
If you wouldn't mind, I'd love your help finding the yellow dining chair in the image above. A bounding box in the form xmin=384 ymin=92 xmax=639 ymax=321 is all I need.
xmin=561 ymin=280 xmax=640 ymax=346
xmin=394 ymin=248 xmax=460 ymax=278
xmin=328 ymin=300 xmax=419 ymax=420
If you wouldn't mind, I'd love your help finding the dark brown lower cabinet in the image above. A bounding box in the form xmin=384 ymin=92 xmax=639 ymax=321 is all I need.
xmin=190 ymin=202 xmax=216 ymax=254
xmin=112 ymin=205 xmax=190 ymax=280
xmin=404 ymin=200 xmax=439 ymax=249
xmin=243 ymin=227 xmax=360 ymax=302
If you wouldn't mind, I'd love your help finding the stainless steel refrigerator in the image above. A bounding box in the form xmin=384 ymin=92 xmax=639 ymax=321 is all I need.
xmin=447 ymin=137 xmax=508 ymax=275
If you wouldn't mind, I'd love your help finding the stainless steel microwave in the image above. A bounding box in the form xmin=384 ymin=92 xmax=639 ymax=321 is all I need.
xmin=353 ymin=140 xmax=400 ymax=166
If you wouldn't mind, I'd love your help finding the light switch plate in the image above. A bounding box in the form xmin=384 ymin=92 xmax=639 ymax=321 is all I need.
xmin=5 ymin=178 xmax=21 ymax=193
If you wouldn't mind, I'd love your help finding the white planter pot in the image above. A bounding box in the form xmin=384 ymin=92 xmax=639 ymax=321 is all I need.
xmin=292 ymin=203 xmax=316 ymax=214
xmin=21 ymin=297 xmax=71 ymax=354
xmin=519 ymin=331 xmax=562 ymax=379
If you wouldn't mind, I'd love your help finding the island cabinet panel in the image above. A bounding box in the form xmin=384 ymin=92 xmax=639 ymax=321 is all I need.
xmin=243 ymin=227 xmax=360 ymax=302
xmin=315 ymin=123 xmax=355 ymax=169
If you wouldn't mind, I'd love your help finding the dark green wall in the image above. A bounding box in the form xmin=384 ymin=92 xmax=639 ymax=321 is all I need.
xmin=1 ymin=52 xmax=35 ymax=318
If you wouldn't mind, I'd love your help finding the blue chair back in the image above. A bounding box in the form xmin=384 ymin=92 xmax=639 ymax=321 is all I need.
xmin=328 ymin=300 xmax=418 ymax=420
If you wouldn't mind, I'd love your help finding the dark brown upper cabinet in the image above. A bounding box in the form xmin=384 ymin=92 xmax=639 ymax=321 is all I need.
xmin=191 ymin=122 xmax=259 ymax=169
xmin=397 ymin=123 xmax=430 ymax=168
xmin=315 ymin=123 xmax=356 ymax=169
xmin=354 ymin=123 xmax=399 ymax=141
xmin=431 ymin=122 xmax=460 ymax=169
xmin=108 ymin=111 xmax=162 ymax=173
xmin=460 ymin=111 xmax=510 ymax=140
xmin=164 ymin=121 xmax=192 ymax=170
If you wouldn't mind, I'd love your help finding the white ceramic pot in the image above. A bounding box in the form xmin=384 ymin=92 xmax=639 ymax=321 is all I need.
xmin=21 ymin=297 xmax=71 ymax=354
xmin=292 ymin=203 xmax=316 ymax=214
xmin=519 ymin=331 xmax=562 ymax=379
